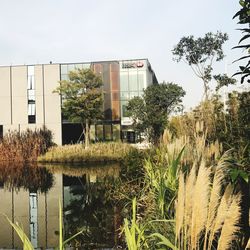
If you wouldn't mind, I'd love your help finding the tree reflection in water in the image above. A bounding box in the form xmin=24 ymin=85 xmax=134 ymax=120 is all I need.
xmin=0 ymin=163 xmax=54 ymax=193
xmin=49 ymin=163 xmax=120 ymax=249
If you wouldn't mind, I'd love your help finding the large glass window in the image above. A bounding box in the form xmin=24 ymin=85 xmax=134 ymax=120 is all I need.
xmin=104 ymin=125 xmax=112 ymax=140
xmin=121 ymin=100 xmax=129 ymax=117
xmin=67 ymin=64 xmax=75 ymax=72
xmin=130 ymin=92 xmax=139 ymax=99
xmin=61 ymin=65 xmax=68 ymax=74
xmin=129 ymin=73 xmax=138 ymax=91
xmin=138 ymin=73 xmax=145 ymax=91
xmin=120 ymin=92 xmax=129 ymax=100
xmin=112 ymin=124 xmax=120 ymax=141
xmin=96 ymin=125 xmax=103 ymax=141
xmin=120 ymin=73 xmax=129 ymax=91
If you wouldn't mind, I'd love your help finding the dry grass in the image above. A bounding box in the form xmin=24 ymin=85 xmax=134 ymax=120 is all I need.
xmin=38 ymin=142 xmax=133 ymax=163
xmin=175 ymin=154 xmax=242 ymax=250
xmin=0 ymin=128 xmax=53 ymax=162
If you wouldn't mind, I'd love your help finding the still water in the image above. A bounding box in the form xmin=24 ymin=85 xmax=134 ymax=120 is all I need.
xmin=0 ymin=163 xmax=121 ymax=249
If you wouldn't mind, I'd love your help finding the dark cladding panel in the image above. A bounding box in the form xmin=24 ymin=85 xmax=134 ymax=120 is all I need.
xmin=112 ymin=101 xmax=120 ymax=120
xmin=104 ymin=92 xmax=112 ymax=120
xmin=110 ymin=63 xmax=119 ymax=92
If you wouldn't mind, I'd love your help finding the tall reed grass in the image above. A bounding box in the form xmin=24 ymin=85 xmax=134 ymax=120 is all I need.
xmin=38 ymin=142 xmax=133 ymax=163
xmin=0 ymin=127 xmax=53 ymax=162
xmin=174 ymin=153 xmax=241 ymax=250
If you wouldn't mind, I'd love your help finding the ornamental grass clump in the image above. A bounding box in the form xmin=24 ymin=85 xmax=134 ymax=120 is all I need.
xmin=38 ymin=142 xmax=133 ymax=163
xmin=174 ymin=153 xmax=242 ymax=250
xmin=0 ymin=127 xmax=53 ymax=162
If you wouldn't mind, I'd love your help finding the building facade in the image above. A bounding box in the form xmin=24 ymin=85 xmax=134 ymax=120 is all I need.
xmin=0 ymin=59 xmax=157 ymax=145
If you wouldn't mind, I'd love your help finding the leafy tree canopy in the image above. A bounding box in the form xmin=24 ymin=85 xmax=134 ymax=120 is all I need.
xmin=172 ymin=31 xmax=228 ymax=98
xmin=233 ymin=0 xmax=250 ymax=83
xmin=54 ymin=68 xmax=103 ymax=147
xmin=127 ymin=83 xmax=185 ymax=145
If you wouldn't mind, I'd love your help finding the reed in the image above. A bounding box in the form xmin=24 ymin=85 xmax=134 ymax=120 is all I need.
xmin=174 ymin=154 xmax=242 ymax=250
xmin=0 ymin=127 xmax=53 ymax=162
xmin=122 ymin=198 xmax=148 ymax=250
xmin=38 ymin=142 xmax=133 ymax=163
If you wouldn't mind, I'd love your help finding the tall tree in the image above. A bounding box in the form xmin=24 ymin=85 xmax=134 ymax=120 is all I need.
xmin=233 ymin=0 xmax=250 ymax=83
xmin=172 ymin=31 xmax=228 ymax=99
xmin=54 ymin=68 xmax=103 ymax=148
xmin=127 ymin=83 xmax=185 ymax=145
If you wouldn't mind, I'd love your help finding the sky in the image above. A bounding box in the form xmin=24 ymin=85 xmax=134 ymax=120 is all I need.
xmin=0 ymin=0 xmax=247 ymax=109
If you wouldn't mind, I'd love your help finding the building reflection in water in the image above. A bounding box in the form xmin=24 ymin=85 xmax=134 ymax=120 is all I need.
xmin=0 ymin=163 xmax=120 ymax=249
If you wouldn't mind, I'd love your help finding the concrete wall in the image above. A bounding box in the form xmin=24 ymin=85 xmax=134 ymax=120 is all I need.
xmin=0 ymin=64 xmax=62 ymax=145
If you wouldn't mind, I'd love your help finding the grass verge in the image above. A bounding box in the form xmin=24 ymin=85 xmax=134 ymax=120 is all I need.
xmin=38 ymin=142 xmax=134 ymax=163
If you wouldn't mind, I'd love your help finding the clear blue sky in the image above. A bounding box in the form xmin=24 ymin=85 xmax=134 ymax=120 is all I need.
xmin=0 ymin=0 xmax=246 ymax=109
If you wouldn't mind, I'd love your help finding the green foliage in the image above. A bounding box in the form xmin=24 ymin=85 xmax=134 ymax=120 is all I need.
xmin=54 ymin=68 xmax=103 ymax=147
xmin=122 ymin=198 xmax=148 ymax=250
xmin=144 ymin=145 xmax=185 ymax=218
xmin=233 ymin=0 xmax=250 ymax=83
xmin=4 ymin=216 xmax=34 ymax=250
xmin=172 ymin=31 xmax=228 ymax=97
xmin=127 ymin=83 xmax=185 ymax=145
xmin=150 ymin=233 xmax=177 ymax=250
xmin=213 ymin=74 xmax=237 ymax=91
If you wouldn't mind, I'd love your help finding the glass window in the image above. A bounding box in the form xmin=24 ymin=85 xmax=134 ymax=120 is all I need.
xmin=83 ymin=63 xmax=91 ymax=69
xmin=130 ymin=92 xmax=139 ymax=99
xmin=67 ymin=64 xmax=75 ymax=72
xmin=120 ymin=73 xmax=129 ymax=91
xmin=28 ymin=115 xmax=36 ymax=124
xmin=121 ymin=100 xmax=129 ymax=117
xmin=112 ymin=124 xmax=120 ymax=141
xmin=28 ymin=66 xmax=34 ymax=76
xmin=129 ymin=73 xmax=138 ymax=91
xmin=120 ymin=92 xmax=129 ymax=100
xmin=27 ymin=76 xmax=35 ymax=89
xmin=61 ymin=74 xmax=69 ymax=81
xmin=60 ymin=65 xmax=68 ymax=75
xmin=28 ymin=104 xmax=36 ymax=116
xmin=104 ymin=125 xmax=112 ymax=140
xmin=74 ymin=64 xmax=83 ymax=70
xmin=96 ymin=125 xmax=103 ymax=141
xmin=138 ymin=73 xmax=145 ymax=91
xmin=28 ymin=90 xmax=35 ymax=101
xmin=90 ymin=125 xmax=95 ymax=141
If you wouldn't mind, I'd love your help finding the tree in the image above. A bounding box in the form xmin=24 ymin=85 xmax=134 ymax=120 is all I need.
xmin=172 ymin=31 xmax=228 ymax=99
xmin=54 ymin=68 xmax=103 ymax=148
xmin=127 ymin=83 xmax=185 ymax=145
xmin=233 ymin=0 xmax=250 ymax=83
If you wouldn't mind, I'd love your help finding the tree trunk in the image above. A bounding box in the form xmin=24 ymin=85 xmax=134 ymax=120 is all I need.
xmin=203 ymin=80 xmax=209 ymax=100
xmin=85 ymin=119 xmax=90 ymax=149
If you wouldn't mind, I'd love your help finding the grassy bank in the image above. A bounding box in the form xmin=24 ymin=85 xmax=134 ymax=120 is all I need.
xmin=38 ymin=142 xmax=134 ymax=163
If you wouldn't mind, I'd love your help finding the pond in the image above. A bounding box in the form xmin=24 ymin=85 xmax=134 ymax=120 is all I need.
xmin=0 ymin=163 xmax=121 ymax=249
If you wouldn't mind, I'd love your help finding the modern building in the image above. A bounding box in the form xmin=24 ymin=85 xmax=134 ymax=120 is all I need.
xmin=0 ymin=59 xmax=158 ymax=145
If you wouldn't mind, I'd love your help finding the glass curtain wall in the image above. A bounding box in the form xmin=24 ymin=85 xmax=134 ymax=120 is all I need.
xmin=60 ymin=62 xmax=121 ymax=143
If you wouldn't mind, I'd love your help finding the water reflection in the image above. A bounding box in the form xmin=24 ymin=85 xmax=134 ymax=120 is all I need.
xmin=47 ymin=163 xmax=120 ymax=249
xmin=0 ymin=163 xmax=120 ymax=249
xmin=0 ymin=163 xmax=54 ymax=192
